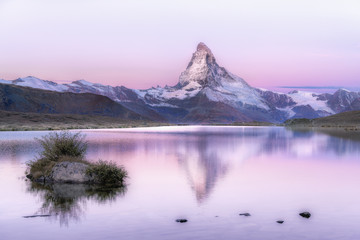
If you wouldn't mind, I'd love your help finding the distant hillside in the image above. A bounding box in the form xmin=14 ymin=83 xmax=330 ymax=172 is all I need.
xmin=0 ymin=111 xmax=162 ymax=131
xmin=0 ymin=83 xmax=148 ymax=120
xmin=285 ymin=110 xmax=360 ymax=128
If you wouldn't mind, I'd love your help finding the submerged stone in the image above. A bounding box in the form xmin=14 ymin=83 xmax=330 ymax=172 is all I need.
xmin=176 ymin=219 xmax=188 ymax=223
xmin=239 ymin=213 xmax=251 ymax=217
xmin=299 ymin=212 xmax=311 ymax=219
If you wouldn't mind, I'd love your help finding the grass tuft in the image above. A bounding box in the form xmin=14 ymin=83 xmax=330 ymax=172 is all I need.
xmin=36 ymin=131 xmax=87 ymax=162
xmin=86 ymin=160 xmax=128 ymax=187
xmin=27 ymin=158 xmax=55 ymax=180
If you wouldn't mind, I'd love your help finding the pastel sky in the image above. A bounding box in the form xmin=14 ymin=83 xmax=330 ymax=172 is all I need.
xmin=0 ymin=0 xmax=359 ymax=91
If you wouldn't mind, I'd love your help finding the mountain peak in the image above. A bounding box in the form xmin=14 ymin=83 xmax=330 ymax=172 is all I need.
xmin=178 ymin=42 xmax=218 ymax=86
xmin=179 ymin=42 xmax=250 ymax=89
xmin=192 ymin=42 xmax=216 ymax=65
xmin=196 ymin=42 xmax=212 ymax=54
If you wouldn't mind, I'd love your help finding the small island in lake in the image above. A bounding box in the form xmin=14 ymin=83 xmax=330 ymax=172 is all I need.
xmin=26 ymin=131 xmax=127 ymax=187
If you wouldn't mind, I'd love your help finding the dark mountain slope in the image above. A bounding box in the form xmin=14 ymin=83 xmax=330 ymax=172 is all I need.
xmin=0 ymin=83 xmax=146 ymax=120
xmin=285 ymin=110 xmax=360 ymax=127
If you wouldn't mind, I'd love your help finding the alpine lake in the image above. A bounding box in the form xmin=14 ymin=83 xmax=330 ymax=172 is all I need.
xmin=1 ymin=126 xmax=360 ymax=240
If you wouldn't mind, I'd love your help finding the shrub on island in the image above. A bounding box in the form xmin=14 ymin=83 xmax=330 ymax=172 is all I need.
xmin=26 ymin=131 xmax=127 ymax=187
xmin=86 ymin=160 xmax=128 ymax=187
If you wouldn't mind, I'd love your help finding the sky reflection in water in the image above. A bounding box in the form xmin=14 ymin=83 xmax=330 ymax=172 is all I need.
xmin=0 ymin=126 xmax=360 ymax=240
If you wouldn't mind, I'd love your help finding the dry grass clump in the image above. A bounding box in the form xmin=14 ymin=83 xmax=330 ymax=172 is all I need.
xmin=86 ymin=160 xmax=128 ymax=187
xmin=36 ymin=131 xmax=87 ymax=162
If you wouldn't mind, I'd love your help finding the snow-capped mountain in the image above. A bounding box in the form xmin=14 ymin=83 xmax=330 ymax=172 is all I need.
xmin=12 ymin=76 xmax=69 ymax=91
xmin=1 ymin=43 xmax=359 ymax=123
xmin=0 ymin=79 xmax=11 ymax=84
xmin=135 ymin=43 xmax=270 ymax=110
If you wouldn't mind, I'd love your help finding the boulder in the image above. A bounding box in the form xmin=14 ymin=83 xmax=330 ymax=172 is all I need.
xmin=299 ymin=212 xmax=311 ymax=218
xmin=49 ymin=161 xmax=93 ymax=183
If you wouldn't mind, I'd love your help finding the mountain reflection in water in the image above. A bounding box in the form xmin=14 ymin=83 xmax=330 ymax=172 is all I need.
xmin=1 ymin=126 xmax=360 ymax=209
xmin=1 ymin=127 xmax=360 ymax=239
xmin=84 ymin=127 xmax=360 ymax=204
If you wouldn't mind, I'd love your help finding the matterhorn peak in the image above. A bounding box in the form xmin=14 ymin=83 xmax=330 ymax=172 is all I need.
xmin=192 ymin=42 xmax=216 ymax=65
xmin=196 ymin=42 xmax=213 ymax=54
xmin=178 ymin=42 xmax=249 ymax=88
xmin=178 ymin=42 xmax=220 ymax=87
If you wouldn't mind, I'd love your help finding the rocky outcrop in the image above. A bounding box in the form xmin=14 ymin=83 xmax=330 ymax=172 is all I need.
xmin=27 ymin=161 xmax=93 ymax=184
xmin=328 ymin=89 xmax=360 ymax=112
xmin=49 ymin=162 xmax=93 ymax=183
xmin=256 ymin=89 xmax=296 ymax=108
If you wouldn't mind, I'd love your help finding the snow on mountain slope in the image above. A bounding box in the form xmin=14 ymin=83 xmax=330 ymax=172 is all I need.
xmin=66 ymin=80 xmax=118 ymax=99
xmin=0 ymin=79 xmax=11 ymax=84
xmin=133 ymin=81 xmax=202 ymax=106
xmin=12 ymin=76 xmax=69 ymax=92
xmin=178 ymin=42 xmax=268 ymax=109
xmin=136 ymin=42 xmax=269 ymax=110
xmin=207 ymin=77 xmax=270 ymax=110
xmin=287 ymin=90 xmax=335 ymax=114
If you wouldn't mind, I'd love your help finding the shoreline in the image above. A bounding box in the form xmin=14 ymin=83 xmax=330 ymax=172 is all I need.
xmin=1 ymin=123 xmax=359 ymax=132
xmin=1 ymin=110 xmax=359 ymax=132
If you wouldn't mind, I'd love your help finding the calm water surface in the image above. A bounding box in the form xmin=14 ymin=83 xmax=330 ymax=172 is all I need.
xmin=1 ymin=126 xmax=360 ymax=240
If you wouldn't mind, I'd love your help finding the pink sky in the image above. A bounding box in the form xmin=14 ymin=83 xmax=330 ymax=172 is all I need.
xmin=0 ymin=0 xmax=359 ymax=91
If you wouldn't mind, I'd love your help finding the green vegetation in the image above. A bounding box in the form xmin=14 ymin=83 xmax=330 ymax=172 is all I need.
xmin=0 ymin=110 xmax=170 ymax=131
xmin=229 ymin=121 xmax=276 ymax=126
xmin=27 ymin=131 xmax=128 ymax=187
xmin=284 ymin=118 xmax=313 ymax=126
xmin=27 ymin=158 xmax=55 ymax=180
xmin=86 ymin=160 xmax=128 ymax=186
xmin=27 ymin=132 xmax=87 ymax=179
xmin=285 ymin=111 xmax=360 ymax=130
xmin=37 ymin=131 xmax=87 ymax=162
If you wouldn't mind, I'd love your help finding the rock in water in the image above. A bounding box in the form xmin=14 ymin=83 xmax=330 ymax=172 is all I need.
xmin=299 ymin=212 xmax=311 ymax=218
xmin=176 ymin=219 xmax=188 ymax=223
xmin=276 ymin=220 xmax=284 ymax=224
xmin=50 ymin=161 xmax=92 ymax=183
xmin=239 ymin=213 xmax=251 ymax=217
